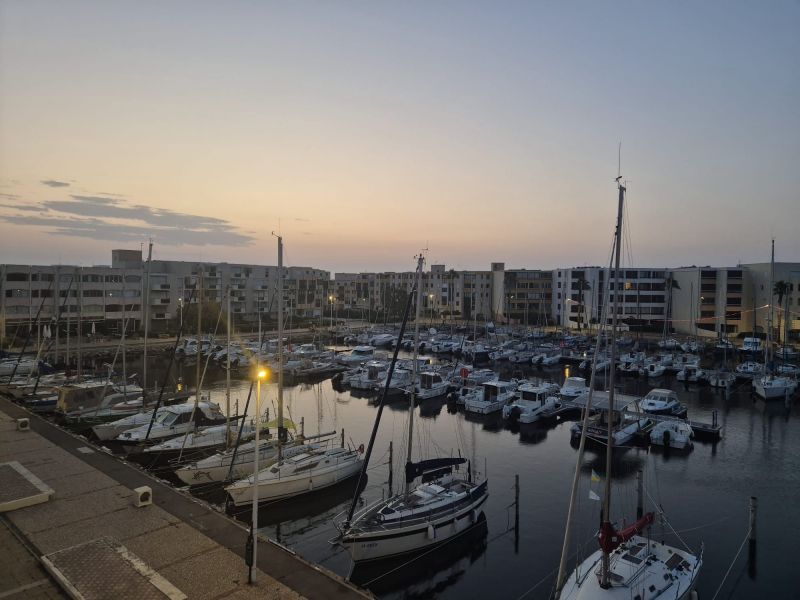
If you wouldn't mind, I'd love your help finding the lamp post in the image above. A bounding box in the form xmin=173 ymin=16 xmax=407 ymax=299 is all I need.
xmin=249 ymin=367 xmax=268 ymax=584
xmin=328 ymin=295 xmax=335 ymax=332
xmin=429 ymin=294 xmax=434 ymax=326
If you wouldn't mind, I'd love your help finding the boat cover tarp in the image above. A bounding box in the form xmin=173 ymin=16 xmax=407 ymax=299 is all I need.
xmin=405 ymin=457 xmax=466 ymax=483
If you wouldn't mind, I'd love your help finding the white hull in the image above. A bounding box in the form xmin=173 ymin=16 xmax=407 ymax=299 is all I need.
xmin=559 ymin=536 xmax=701 ymax=600
xmin=342 ymin=485 xmax=488 ymax=562
xmin=226 ymin=454 xmax=362 ymax=506
xmin=464 ymin=399 xmax=507 ymax=414
xmin=752 ymin=377 xmax=797 ymax=400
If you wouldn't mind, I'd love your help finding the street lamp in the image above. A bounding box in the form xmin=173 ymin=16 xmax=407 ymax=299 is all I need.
xmin=328 ymin=295 xmax=335 ymax=331
xmin=429 ymin=294 xmax=434 ymax=325
xmin=249 ymin=367 xmax=268 ymax=584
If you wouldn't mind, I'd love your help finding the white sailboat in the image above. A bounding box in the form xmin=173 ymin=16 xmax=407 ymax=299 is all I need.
xmin=336 ymin=255 xmax=488 ymax=563
xmin=224 ymin=235 xmax=363 ymax=507
xmin=753 ymin=240 xmax=798 ymax=400
xmin=554 ymin=177 xmax=702 ymax=600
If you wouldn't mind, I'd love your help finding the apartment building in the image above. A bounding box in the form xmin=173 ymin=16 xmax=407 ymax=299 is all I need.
xmin=551 ymin=267 xmax=670 ymax=331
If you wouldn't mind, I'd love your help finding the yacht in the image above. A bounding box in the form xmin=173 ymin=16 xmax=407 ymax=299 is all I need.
xmin=676 ymin=364 xmax=707 ymax=383
xmin=735 ymin=361 xmax=763 ymax=376
xmin=113 ymin=402 xmax=227 ymax=451
xmin=412 ymin=371 xmax=450 ymax=401
xmin=349 ymin=360 xmax=389 ymax=391
xmin=560 ymin=376 xmax=587 ymax=398
xmin=225 ymin=446 xmax=363 ymax=506
xmin=708 ymin=369 xmax=736 ymax=390
xmin=464 ymin=380 xmax=517 ymax=415
xmin=649 ymin=421 xmax=694 ymax=450
xmin=337 ymin=255 xmax=488 ymax=563
xmin=502 ymin=382 xmax=560 ymax=423
xmin=337 ymin=346 xmax=378 ymax=366
xmin=175 ymin=438 xmax=316 ymax=486
xmin=638 ymin=389 xmax=686 ymax=417
xmin=752 ymin=375 xmax=797 ymax=400
xmin=740 ymin=337 xmax=762 ymax=354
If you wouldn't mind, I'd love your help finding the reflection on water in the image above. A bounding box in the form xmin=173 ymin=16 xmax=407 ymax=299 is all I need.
xmin=129 ymin=354 xmax=799 ymax=599
xmin=348 ymin=515 xmax=489 ymax=598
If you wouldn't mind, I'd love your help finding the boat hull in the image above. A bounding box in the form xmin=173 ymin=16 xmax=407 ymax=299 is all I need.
xmin=342 ymin=482 xmax=488 ymax=562
xmin=227 ymin=458 xmax=362 ymax=506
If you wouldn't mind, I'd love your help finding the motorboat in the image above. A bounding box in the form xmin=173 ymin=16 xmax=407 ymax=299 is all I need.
xmin=502 ymin=382 xmax=560 ymax=423
xmin=337 ymin=346 xmax=379 ymax=366
xmin=638 ymin=389 xmax=686 ymax=417
xmin=775 ymin=346 xmax=798 ymax=360
xmin=464 ymin=380 xmax=517 ymax=415
xmin=225 ymin=445 xmax=363 ymax=506
xmin=640 ymin=361 xmax=666 ymax=378
xmin=657 ymin=337 xmax=680 ymax=350
xmin=349 ymin=360 xmax=389 ymax=391
xmin=740 ymin=337 xmax=763 ymax=354
xmin=113 ymin=402 xmax=227 ymax=450
xmin=93 ymin=406 xmax=176 ymax=441
xmin=649 ymin=420 xmax=694 ymax=450
xmin=412 ymin=371 xmax=450 ymax=401
xmin=141 ymin=421 xmax=257 ymax=467
xmin=708 ymin=369 xmax=736 ymax=390
xmin=571 ymin=411 xmax=652 ymax=447
xmin=560 ymin=377 xmax=587 ymax=398
xmin=735 ymin=361 xmax=764 ymax=376
xmin=676 ymin=364 xmax=707 ymax=384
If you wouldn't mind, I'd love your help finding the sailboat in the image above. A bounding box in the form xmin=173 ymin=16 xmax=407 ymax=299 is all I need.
xmin=753 ymin=240 xmax=798 ymax=400
xmin=336 ymin=255 xmax=488 ymax=563
xmin=224 ymin=235 xmax=363 ymax=507
xmin=553 ymin=177 xmax=702 ymax=600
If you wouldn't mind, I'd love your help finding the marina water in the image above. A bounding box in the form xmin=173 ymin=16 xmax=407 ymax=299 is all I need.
xmin=141 ymin=355 xmax=799 ymax=599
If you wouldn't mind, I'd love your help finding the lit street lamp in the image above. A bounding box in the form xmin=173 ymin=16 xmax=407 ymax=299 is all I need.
xmin=248 ymin=367 xmax=268 ymax=584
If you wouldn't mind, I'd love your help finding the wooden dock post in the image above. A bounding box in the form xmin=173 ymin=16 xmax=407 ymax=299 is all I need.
xmin=748 ymin=496 xmax=757 ymax=579
xmin=514 ymin=474 xmax=520 ymax=554
xmin=636 ymin=470 xmax=643 ymax=519
xmin=712 ymin=409 xmax=718 ymax=429
xmin=388 ymin=441 xmax=393 ymax=495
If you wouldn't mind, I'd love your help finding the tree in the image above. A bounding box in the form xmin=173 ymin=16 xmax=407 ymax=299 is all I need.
xmin=774 ymin=280 xmax=790 ymax=344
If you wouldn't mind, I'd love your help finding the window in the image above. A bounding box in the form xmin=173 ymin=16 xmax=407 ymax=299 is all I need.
xmin=6 ymin=272 xmax=28 ymax=282
xmin=83 ymin=290 xmax=103 ymax=297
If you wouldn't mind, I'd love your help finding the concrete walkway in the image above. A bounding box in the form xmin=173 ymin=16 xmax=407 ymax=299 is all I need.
xmin=0 ymin=398 xmax=370 ymax=600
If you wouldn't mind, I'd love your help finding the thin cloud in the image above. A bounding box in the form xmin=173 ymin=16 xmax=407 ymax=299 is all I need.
xmin=41 ymin=179 xmax=71 ymax=188
xmin=1 ymin=195 xmax=255 ymax=247
xmin=0 ymin=203 xmax=41 ymax=212
xmin=0 ymin=193 xmax=20 ymax=200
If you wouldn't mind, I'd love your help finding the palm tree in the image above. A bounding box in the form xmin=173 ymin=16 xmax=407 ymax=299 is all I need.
xmin=664 ymin=275 xmax=681 ymax=337
xmin=773 ymin=280 xmax=790 ymax=344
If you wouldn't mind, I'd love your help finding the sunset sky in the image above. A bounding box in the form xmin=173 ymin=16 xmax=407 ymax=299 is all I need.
xmin=1 ymin=1 xmax=798 ymax=273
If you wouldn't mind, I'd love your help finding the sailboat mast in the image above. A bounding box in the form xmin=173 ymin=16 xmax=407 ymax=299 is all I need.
xmin=600 ymin=180 xmax=625 ymax=589
xmin=196 ymin=269 xmax=202 ymax=409
xmin=405 ymin=255 xmax=424 ymax=498
xmin=277 ymin=236 xmax=285 ymax=460
xmin=226 ymin=285 xmax=232 ymax=448
xmin=122 ymin=275 xmax=127 ymax=399
xmin=143 ymin=240 xmax=152 ymax=400
xmin=766 ymin=239 xmax=774 ymax=373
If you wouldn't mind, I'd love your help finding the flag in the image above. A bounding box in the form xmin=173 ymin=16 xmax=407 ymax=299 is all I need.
xmin=591 ymin=470 xmax=600 ymax=482
xmin=589 ymin=490 xmax=601 ymax=501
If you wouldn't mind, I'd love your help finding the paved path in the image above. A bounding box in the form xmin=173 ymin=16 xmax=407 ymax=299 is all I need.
xmin=0 ymin=398 xmax=371 ymax=600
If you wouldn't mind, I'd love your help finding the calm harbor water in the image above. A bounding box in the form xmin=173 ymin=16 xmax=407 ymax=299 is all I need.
xmin=144 ymin=355 xmax=800 ymax=599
